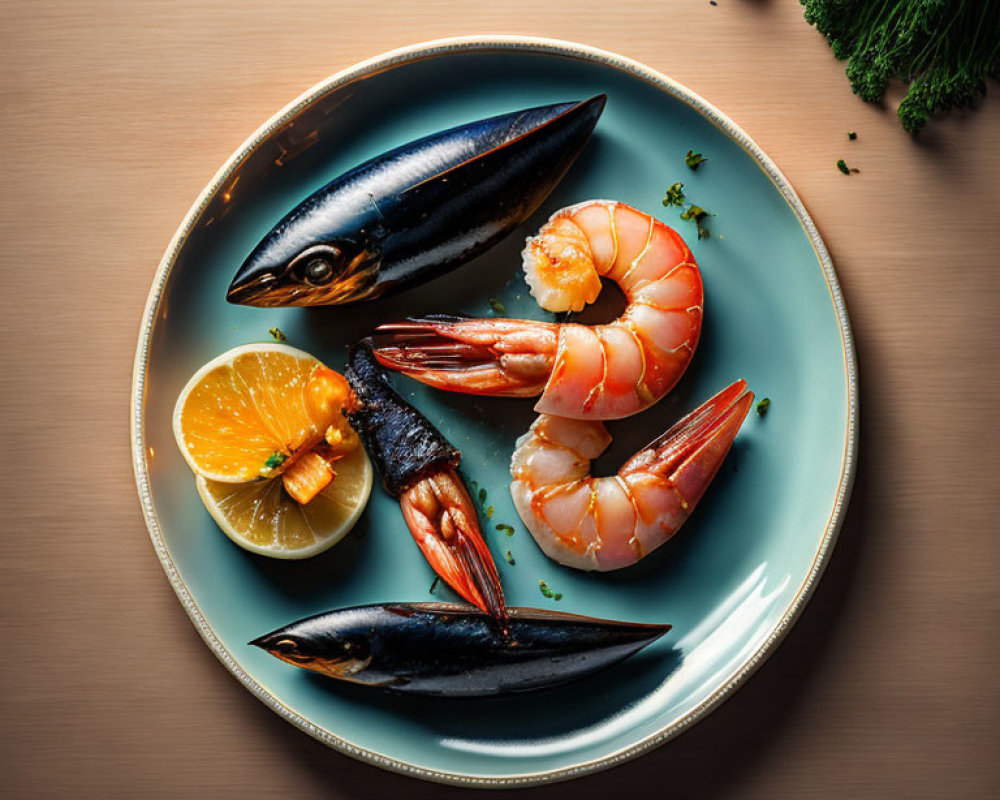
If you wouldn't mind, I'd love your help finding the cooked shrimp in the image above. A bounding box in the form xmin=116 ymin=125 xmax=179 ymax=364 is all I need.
xmin=372 ymin=200 xmax=703 ymax=420
xmin=509 ymin=380 xmax=753 ymax=571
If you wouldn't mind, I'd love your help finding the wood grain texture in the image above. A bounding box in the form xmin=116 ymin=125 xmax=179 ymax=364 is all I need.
xmin=1 ymin=0 xmax=998 ymax=797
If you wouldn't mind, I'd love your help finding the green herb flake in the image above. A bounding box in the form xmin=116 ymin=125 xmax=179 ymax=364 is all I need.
xmin=478 ymin=487 xmax=487 ymax=505
xmin=264 ymin=452 xmax=287 ymax=470
xmin=847 ymin=131 xmax=858 ymax=140
xmin=538 ymin=580 xmax=562 ymax=600
xmin=495 ymin=523 xmax=515 ymax=537
xmin=662 ymin=182 xmax=686 ymax=208
xmin=429 ymin=576 xmax=441 ymax=594
xmin=836 ymin=159 xmax=851 ymax=175
xmin=680 ymin=204 xmax=712 ymax=240
xmin=756 ymin=397 xmax=771 ymax=417
xmin=488 ymin=298 xmax=507 ymax=315
xmin=685 ymin=149 xmax=707 ymax=170
xmin=485 ymin=505 xmax=495 ymax=519
xmin=268 ymin=327 xmax=287 ymax=341
xmin=504 ymin=550 xmax=516 ymax=566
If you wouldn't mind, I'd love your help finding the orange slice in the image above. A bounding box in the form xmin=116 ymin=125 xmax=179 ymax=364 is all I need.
xmin=172 ymin=343 xmax=355 ymax=483
xmin=173 ymin=343 xmax=373 ymax=557
xmin=195 ymin=444 xmax=372 ymax=559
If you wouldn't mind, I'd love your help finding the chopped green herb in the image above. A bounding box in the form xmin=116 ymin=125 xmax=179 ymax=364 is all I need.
xmin=756 ymin=397 xmax=771 ymax=417
xmin=478 ymin=487 xmax=487 ymax=504
xmin=268 ymin=327 xmax=286 ymax=341
xmin=429 ymin=576 xmax=441 ymax=594
xmin=488 ymin=297 xmax=507 ymax=315
xmin=685 ymin=149 xmax=707 ymax=170
xmin=680 ymin=204 xmax=712 ymax=240
xmin=836 ymin=159 xmax=851 ymax=175
xmin=495 ymin=523 xmax=515 ymax=537
xmin=539 ymin=580 xmax=562 ymax=600
xmin=662 ymin=182 xmax=686 ymax=208
xmin=504 ymin=550 xmax=516 ymax=565
xmin=485 ymin=505 xmax=494 ymax=519
xmin=847 ymin=131 xmax=857 ymax=140
xmin=264 ymin=452 xmax=287 ymax=470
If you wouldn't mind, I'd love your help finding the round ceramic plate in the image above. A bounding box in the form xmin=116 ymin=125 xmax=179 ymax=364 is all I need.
xmin=131 ymin=37 xmax=856 ymax=787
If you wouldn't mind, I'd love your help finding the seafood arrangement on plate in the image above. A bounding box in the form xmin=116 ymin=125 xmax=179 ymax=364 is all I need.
xmin=172 ymin=96 xmax=754 ymax=696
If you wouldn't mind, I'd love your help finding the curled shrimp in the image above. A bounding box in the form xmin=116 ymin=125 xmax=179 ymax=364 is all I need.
xmin=510 ymin=381 xmax=753 ymax=571
xmin=373 ymin=201 xmax=703 ymax=420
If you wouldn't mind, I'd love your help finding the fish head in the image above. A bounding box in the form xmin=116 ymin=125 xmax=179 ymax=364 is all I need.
xmin=227 ymin=209 xmax=384 ymax=307
xmin=250 ymin=619 xmax=372 ymax=677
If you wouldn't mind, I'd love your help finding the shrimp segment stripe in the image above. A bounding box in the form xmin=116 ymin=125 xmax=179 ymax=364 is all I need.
xmin=616 ymin=475 xmax=644 ymax=559
xmin=621 ymin=321 xmax=651 ymax=406
xmin=628 ymin=261 xmax=702 ymax=310
xmin=582 ymin=330 xmax=609 ymax=414
xmin=615 ymin=212 xmax=657 ymax=286
xmin=530 ymin=479 xmax=590 ymax=553
xmin=604 ymin=201 xmax=619 ymax=271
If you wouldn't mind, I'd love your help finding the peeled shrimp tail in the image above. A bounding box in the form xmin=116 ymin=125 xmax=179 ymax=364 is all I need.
xmin=510 ymin=380 xmax=753 ymax=571
xmin=620 ymin=380 xmax=754 ymax=515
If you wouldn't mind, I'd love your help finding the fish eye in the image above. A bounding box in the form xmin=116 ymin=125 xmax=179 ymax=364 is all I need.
xmin=305 ymin=258 xmax=333 ymax=284
xmin=290 ymin=244 xmax=345 ymax=287
xmin=273 ymin=638 xmax=298 ymax=653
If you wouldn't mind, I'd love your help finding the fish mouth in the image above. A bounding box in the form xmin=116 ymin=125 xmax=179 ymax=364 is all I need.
xmin=226 ymin=273 xmax=284 ymax=306
xmin=249 ymin=633 xmax=371 ymax=677
xmin=248 ymin=633 xmax=320 ymax=665
xmin=225 ymin=274 xmax=332 ymax=307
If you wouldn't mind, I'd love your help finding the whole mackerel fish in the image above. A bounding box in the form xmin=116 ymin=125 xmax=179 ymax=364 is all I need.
xmin=251 ymin=602 xmax=670 ymax=696
xmin=227 ymin=96 xmax=606 ymax=307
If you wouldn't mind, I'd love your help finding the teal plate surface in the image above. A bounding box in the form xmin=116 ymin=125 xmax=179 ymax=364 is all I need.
xmin=131 ymin=38 xmax=857 ymax=787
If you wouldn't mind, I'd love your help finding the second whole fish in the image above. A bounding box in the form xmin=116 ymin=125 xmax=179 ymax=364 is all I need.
xmin=252 ymin=602 xmax=670 ymax=696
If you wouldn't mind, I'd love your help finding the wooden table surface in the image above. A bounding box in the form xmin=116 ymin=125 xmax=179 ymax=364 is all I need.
xmin=2 ymin=1 xmax=997 ymax=797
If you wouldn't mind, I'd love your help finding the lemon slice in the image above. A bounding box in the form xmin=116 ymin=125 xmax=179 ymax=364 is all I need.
xmin=173 ymin=343 xmax=352 ymax=484
xmin=195 ymin=445 xmax=373 ymax=559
